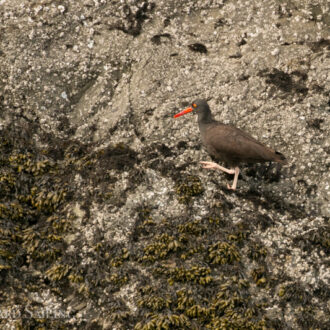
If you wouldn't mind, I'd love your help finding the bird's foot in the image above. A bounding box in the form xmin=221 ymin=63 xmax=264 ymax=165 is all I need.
xmin=200 ymin=161 xmax=235 ymax=175
xmin=226 ymin=183 xmax=236 ymax=190
xmin=227 ymin=167 xmax=240 ymax=190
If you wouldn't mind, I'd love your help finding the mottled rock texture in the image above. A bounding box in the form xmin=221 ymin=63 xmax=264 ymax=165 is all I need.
xmin=0 ymin=0 xmax=329 ymax=329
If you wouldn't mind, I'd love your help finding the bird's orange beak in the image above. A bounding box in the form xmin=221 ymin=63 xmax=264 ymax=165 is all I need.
xmin=173 ymin=107 xmax=193 ymax=118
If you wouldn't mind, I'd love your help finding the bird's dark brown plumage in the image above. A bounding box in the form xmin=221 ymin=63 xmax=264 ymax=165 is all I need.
xmin=174 ymin=99 xmax=287 ymax=189
xmin=201 ymin=122 xmax=287 ymax=166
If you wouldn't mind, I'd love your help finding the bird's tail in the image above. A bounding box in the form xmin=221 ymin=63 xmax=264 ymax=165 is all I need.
xmin=274 ymin=151 xmax=288 ymax=165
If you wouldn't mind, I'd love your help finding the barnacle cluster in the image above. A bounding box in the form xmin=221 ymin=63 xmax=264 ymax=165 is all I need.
xmin=294 ymin=226 xmax=330 ymax=251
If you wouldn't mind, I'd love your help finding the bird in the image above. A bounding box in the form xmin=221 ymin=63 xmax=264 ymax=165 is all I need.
xmin=174 ymin=99 xmax=287 ymax=190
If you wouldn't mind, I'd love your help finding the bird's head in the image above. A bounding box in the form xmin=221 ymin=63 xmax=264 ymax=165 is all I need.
xmin=174 ymin=99 xmax=209 ymax=118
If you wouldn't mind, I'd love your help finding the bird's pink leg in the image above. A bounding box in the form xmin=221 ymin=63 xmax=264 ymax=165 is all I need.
xmin=200 ymin=162 xmax=240 ymax=190
xmin=227 ymin=167 xmax=240 ymax=190
xmin=200 ymin=161 xmax=235 ymax=174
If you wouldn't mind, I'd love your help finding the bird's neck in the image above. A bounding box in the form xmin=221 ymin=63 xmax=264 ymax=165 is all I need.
xmin=197 ymin=106 xmax=215 ymax=126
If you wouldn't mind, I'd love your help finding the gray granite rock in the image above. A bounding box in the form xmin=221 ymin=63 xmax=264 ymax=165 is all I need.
xmin=0 ymin=0 xmax=329 ymax=328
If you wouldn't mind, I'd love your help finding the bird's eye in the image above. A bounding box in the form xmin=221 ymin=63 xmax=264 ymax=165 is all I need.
xmin=192 ymin=103 xmax=197 ymax=108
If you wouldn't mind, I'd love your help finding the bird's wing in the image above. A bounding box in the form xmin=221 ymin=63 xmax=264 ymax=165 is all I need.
xmin=204 ymin=124 xmax=277 ymax=163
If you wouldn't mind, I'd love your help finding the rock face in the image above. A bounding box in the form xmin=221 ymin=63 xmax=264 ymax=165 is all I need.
xmin=0 ymin=0 xmax=329 ymax=328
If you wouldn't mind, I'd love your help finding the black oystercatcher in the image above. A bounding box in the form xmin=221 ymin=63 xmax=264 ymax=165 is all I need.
xmin=174 ymin=99 xmax=287 ymax=190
